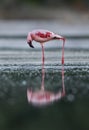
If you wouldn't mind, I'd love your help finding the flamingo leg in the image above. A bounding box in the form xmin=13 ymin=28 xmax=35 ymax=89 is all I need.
xmin=61 ymin=39 xmax=65 ymax=65
xmin=61 ymin=39 xmax=65 ymax=96
xmin=41 ymin=44 xmax=45 ymax=91
xmin=41 ymin=44 xmax=45 ymax=67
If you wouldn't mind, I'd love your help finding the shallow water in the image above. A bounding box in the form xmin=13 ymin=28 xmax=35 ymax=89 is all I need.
xmin=0 ymin=20 xmax=89 ymax=130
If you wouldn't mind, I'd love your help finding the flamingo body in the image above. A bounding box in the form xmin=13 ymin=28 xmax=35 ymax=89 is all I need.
xmin=28 ymin=29 xmax=54 ymax=43
xmin=27 ymin=29 xmax=64 ymax=47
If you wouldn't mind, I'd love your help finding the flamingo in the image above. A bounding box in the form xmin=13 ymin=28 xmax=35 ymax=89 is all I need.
xmin=27 ymin=29 xmax=65 ymax=66
xmin=27 ymin=29 xmax=65 ymax=106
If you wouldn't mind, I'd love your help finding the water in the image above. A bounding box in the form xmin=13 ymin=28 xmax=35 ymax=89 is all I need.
xmin=0 ymin=66 xmax=89 ymax=130
xmin=0 ymin=20 xmax=89 ymax=130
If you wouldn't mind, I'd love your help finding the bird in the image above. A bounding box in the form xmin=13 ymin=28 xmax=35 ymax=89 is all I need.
xmin=27 ymin=29 xmax=65 ymax=106
xmin=27 ymin=29 xmax=65 ymax=65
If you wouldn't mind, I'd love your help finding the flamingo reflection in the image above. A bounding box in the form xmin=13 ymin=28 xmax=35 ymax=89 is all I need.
xmin=27 ymin=66 xmax=65 ymax=106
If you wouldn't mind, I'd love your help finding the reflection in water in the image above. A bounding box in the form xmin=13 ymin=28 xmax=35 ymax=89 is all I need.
xmin=27 ymin=65 xmax=65 ymax=106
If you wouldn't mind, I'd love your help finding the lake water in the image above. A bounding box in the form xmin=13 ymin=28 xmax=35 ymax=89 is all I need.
xmin=0 ymin=20 xmax=89 ymax=130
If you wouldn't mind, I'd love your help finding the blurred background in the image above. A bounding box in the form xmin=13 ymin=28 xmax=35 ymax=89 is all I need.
xmin=0 ymin=0 xmax=89 ymax=19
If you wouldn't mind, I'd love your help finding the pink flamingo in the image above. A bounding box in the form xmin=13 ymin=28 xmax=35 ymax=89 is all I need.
xmin=27 ymin=29 xmax=65 ymax=66
xmin=27 ymin=29 xmax=65 ymax=106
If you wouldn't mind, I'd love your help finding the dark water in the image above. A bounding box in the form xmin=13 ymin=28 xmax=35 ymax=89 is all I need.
xmin=0 ymin=65 xmax=89 ymax=130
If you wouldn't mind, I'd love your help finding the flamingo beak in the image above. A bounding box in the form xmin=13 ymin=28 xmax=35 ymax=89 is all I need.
xmin=28 ymin=41 xmax=34 ymax=48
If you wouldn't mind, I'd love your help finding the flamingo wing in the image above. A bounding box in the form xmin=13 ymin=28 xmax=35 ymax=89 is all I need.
xmin=36 ymin=32 xmax=52 ymax=38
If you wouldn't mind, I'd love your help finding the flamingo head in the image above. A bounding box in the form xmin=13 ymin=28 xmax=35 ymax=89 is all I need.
xmin=27 ymin=33 xmax=34 ymax=48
